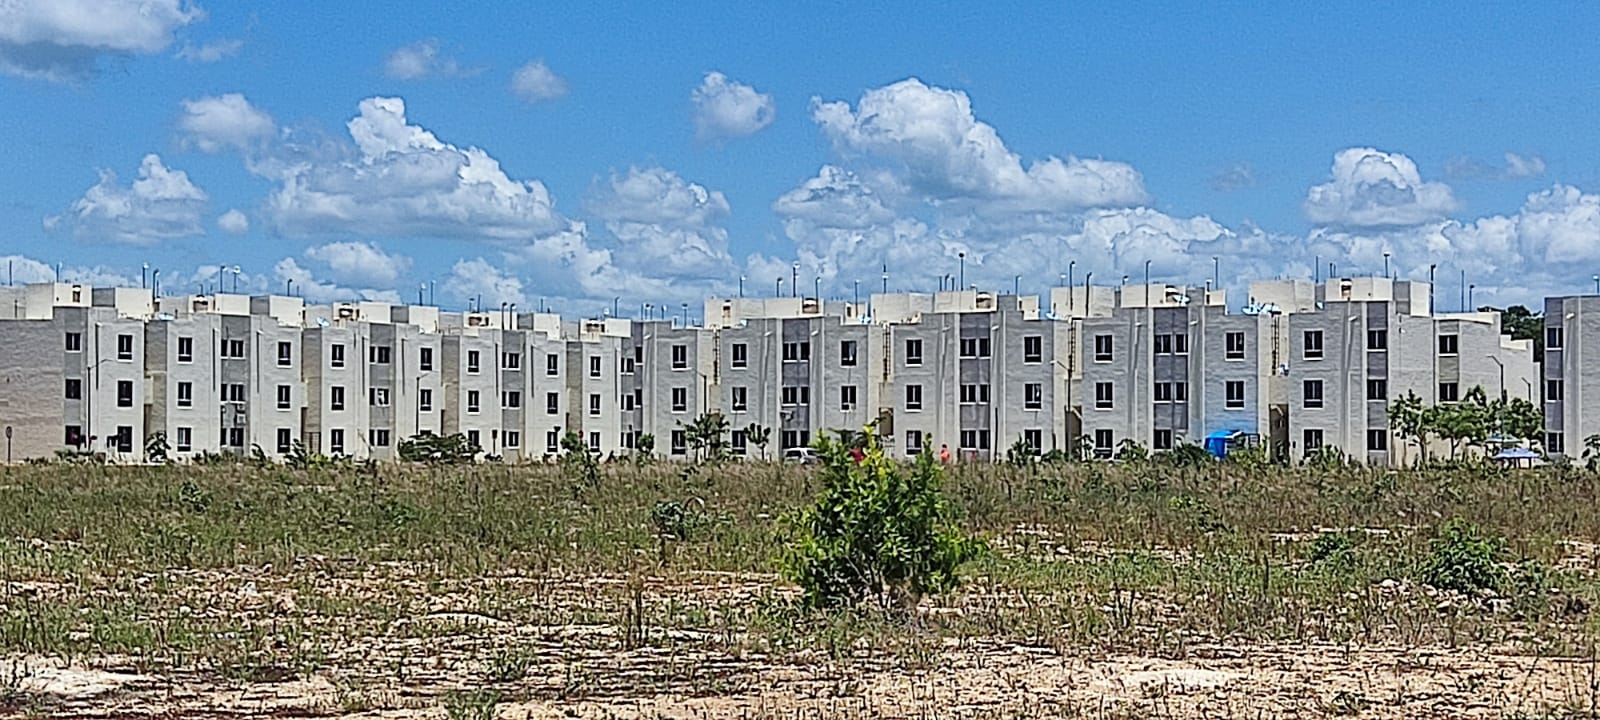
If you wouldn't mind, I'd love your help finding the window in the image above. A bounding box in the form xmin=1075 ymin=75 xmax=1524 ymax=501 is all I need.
xmin=1024 ymin=429 xmax=1043 ymax=452
xmin=330 ymin=386 xmax=345 ymax=411
xmin=672 ymin=387 xmax=687 ymax=413
xmin=177 ymin=337 xmax=193 ymax=363
xmin=546 ymin=353 xmax=559 ymax=376
xmin=276 ymin=384 xmax=291 ymax=410
xmin=503 ymin=391 xmax=522 ymax=409
xmin=1154 ymin=382 xmax=1174 ymax=402
xmin=1094 ymin=335 xmax=1113 ymax=362
xmin=1303 ymin=380 xmax=1324 ymax=408
xmin=621 ymin=356 xmax=635 ymax=374
xmin=1303 ymin=330 xmax=1324 ymax=359
xmin=277 ymin=428 xmax=292 ymax=454
xmin=277 ymin=341 xmax=292 ymax=367
xmin=905 ymin=384 xmax=923 ymax=411
xmin=959 ymin=384 xmax=991 ymax=404
xmin=467 ymin=350 xmax=481 ymax=373
xmin=546 ymin=392 xmax=560 ymax=415
xmin=781 ymin=385 xmax=810 ymax=406
xmin=505 ymin=431 xmax=520 ymax=448
xmin=64 ymin=332 xmax=81 ymax=352
xmin=1175 ymin=382 xmax=1188 ymax=402
xmin=65 ymin=425 xmax=83 ymax=447
xmin=589 ymin=355 xmax=601 ymax=378
xmin=227 ymin=428 xmax=244 ymax=448
xmin=224 ymin=338 xmax=245 ymax=359
xmin=1225 ymin=381 xmax=1245 ymax=409
xmin=329 ymin=429 xmax=346 ymax=455
xmin=1094 ymin=382 xmax=1113 ymax=409
xmin=1154 ymin=334 xmax=1172 ymax=354
xmin=371 ymin=388 xmax=391 ymax=407
xmin=330 ymin=343 xmax=345 ymax=368
xmin=502 ymin=352 xmax=521 ymax=370
xmin=731 ymin=343 xmax=748 ymax=369
xmin=960 ymin=337 xmax=993 ymax=358
xmin=621 ymin=393 xmax=636 ymax=412
xmin=1546 ymin=379 xmax=1564 ymax=402
xmin=116 ymin=380 xmax=133 ymax=408
xmin=589 ymin=393 xmax=600 ymax=416
xmin=467 ymin=390 xmax=480 ymax=413
xmin=224 ymin=383 xmax=245 ymax=403
xmin=959 ymin=429 xmax=991 ymax=450
xmin=906 ymin=430 xmax=924 ymax=454
xmin=419 ymin=388 xmax=432 ymax=412
xmin=588 ymin=432 xmax=601 ymax=451
xmin=64 ymin=379 xmax=81 ymax=400
xmin=1303 ymin=429 xmax=1324 ymax=452
xmin=783 ymin=341 xmax=811 ymax=362
xmin=176 ymin=381 xmax=191 ymax=408
xmin=904 ymin=339 xmax=923 ymax=366
xmin=1367 ymin=379 xmax=1387 ymax=401
xmin=420 ymin=347 xmax=434 ymax=371
xmin=114 ymin=426 xmax=132 ymax=453
xmin=731 ymin=430 xmax=747 ymax=455
xmin=1547 ymin=432 xmax=1565 ymax=454
xmin=671 ymin=344 xmax=688 ymax=369
xmin=1225 ymin=332 xmax=1246 ymax=360
xmin=116 ymin=334 xmax=133 ymax=361
xmin=175 ymin=427 xmax=192 ymax=452
xmin=1438 ymin=334 xmax=1459 ymax=355
xmin=1024 ymin=383 xmax=1042 ymax=410
xmin=1094 ymin=429 xmax=1114 ymax=458
xmin=671 ymin=430 xmax=687 ymax=455
xmin=1366 ymin=429 xmax=1388 ymax=452
xmin=370 ymin=345 xmax=392 ymax=364
xmin=546 ymin=431 xmax=559 ymax=453
xmin=1175 ymin=334 xmax=1188 ymax=354
xmin=1439 ymin=382 xmax=1459 ymax=403
xmin=1367 ymin=329 xmax=1387 ymax=350
xmin=781 ymin=430 xmax=810 ymax=450
xmin=1547 ymin=327 xmax=1564 ymax=350
xmin=731 ymin=386 xmax=748 ymax=412
xmin=1023 ymin=336 xmax=1042 ymax=363
xmin=369 ymin=429 xmax=391 ymax=448
xmin=840 ymin=385 xmax=858 ymax=411
xmin=1154 ymin=429 xmax=1174 ymax=451
xmin=840 ymin=340 xmax=858 ymax=366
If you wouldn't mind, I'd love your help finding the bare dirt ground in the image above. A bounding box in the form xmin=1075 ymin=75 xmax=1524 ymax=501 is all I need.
xmin=7 ymin=567 xmax=1597 ymax=719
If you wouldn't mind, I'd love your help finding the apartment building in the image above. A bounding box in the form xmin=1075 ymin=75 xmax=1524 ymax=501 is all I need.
xmin=563 ymin=317 xmax=628 ymax=458
xmin=632 ymin=319 xmax=715 ymax=458
xmin=1542 ymin=295 xmax=1600 ymax=458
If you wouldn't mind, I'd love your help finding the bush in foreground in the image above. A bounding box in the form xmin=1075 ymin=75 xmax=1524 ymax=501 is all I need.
xmin=781 ymin=432 xmax=984 ymax=610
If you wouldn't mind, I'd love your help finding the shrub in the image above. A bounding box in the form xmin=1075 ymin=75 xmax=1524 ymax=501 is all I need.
xmin=1305 ymin=531 xmax=1356 ymax=568
xmin=781 ymin=431 xmax=984 ymax=609
xmin=1418 ymin=518 xmax=1506 ymax=593
xmin=398 ymin=432 xmax=479 ymax=464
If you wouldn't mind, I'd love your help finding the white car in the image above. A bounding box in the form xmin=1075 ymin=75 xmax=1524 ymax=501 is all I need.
xmin=782 ymin=447 xmax=820 ymax=465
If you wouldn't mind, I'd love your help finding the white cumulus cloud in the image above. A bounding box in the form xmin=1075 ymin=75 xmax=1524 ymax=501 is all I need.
xmin=273 ymin=257 xmax=399 ymax=304
xmin=1503 ymin=152 xmax=1547 ymax=179
xmin=175 ymin=38 xmax=242 ymax=63
xmin=216 ymin=209 xmax=249 ymax=234
xmin=45 ymin=154 xmax=208 ymax=244
xmin=811 ymin=78 xmax=1148 ymax=210
xmin=589 ymin=166 xmax=738 ymax=283
xmin=442 ymin=258 xmax=527 ymax=307
xmin=0 ymin=0 xmax=203 ymax=81
xmin=384 ymin=39 xmax=477 ymax=80
xmin=1304 ymin=147 xmax=1458 ymax=228
xmin=178 ymin=93 xmax=277 ymax=153
xmin=304 ymin=241 xmax=412 ymax=286
xmin=692 ymin=71 xmax=776 ymax=140
xmin=510 ymin=60 xmax=567 ymax=102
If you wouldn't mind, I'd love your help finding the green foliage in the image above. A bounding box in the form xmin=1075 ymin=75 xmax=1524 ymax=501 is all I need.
xmin=681 ymin=411 xmax=731 ymax=463
xmin=1585 ymin=434 xmax=1600 ymax=472
xmin=1305 ymin=532 xmax=1356 ymax=568
xmin=1004 ymin=435 xmax=1038 ymax=469
xmin=398 ymin=432 xmax=480 ymax=464
xmin=560 ymin=431 xmax=600 ymax=486
xmin=1161 ymin=442 xmax=1212 ymax=469
xmin=650 ymin=499 xmax=701 ymax=542
xmin=1418 ymin=518 xmax=1506 ymax=593
xmin=781 ymin=430 xmax=984 ymax=609
xmin=1388 ymin=390 xmax=1429 ymax=464
xmin=1167 ymin=495 xmax=1228 ymax=533
xmin=743 ymin=424 xmax=771 ymax=460
xmin=1114 ymin=438 xmax=1148 ymax=464
xmin=1490 ymin=304 xmax=1544 ymax=354
xmin=1306 ymin=445 xmax=1348 ymax=471
xmin=634 ymin=433 xmax=655 ymax=464
xmin=144 ymin=432 xmax=170 ymax=464
xmin=442 ymin=688 xmax=500 ymax=720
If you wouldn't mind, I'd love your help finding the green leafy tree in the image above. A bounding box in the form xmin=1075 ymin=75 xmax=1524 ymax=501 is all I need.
xmin=1114 ymin=438 xmax=1148 ymax=464
xmin=782 ymin=430 xmax=984 ymax=609
xmin=1428 ymin=387 xmax=1491 ymax=459
xmin=1583 ymin=434 xmax=1600 ymax=471
xmin=1161 ymin=442 xmax=1212 ymax=469
xmin=681 ymin=411 xmax=730 ymax=462
xmin=1484 ymin=304 xmax=1544 ymax=355
xmin=144 ymin=431 xmax=170 ymax=464
xmin=560 ymin=430 xmax=600 ymax=486
xmin=634 ymin=433 xmax=656 ymax=465
xmin=744 ymin=423 xmax=772 ymax=460
xmin=1388 ymin=390 xmax=1428 ymax=465
xmin=1004 ymin=434 xmax=1039 ymax=469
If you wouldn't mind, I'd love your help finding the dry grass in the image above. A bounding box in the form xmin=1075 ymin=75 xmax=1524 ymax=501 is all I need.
xmin=1 ymin=459 xmax=1598 ymax=718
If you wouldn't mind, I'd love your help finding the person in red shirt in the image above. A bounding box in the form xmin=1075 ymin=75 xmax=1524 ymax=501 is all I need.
xmin=938 ymin=444 xmax=951 ymax=464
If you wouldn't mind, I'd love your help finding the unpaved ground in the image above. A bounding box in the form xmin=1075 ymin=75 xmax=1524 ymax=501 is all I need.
xmin=5 ymin=563 xmax=1597 ymax=719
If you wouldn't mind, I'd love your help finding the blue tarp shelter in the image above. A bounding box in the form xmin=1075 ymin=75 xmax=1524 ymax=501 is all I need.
xmin=1205 ymin=430 xmax=1242 ymax=458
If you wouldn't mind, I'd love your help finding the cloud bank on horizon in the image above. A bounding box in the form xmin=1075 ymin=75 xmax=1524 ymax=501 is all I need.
xmin=4 ymin=0 xmax=1595 ymax=314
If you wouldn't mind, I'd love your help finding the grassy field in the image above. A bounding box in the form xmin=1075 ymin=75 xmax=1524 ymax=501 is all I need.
xmin=1 ymin=458 xmax=1598 ymax=718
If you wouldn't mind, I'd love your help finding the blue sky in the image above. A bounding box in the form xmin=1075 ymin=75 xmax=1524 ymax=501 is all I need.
xmin=4 ymin=1 xmax=1600 ymax=313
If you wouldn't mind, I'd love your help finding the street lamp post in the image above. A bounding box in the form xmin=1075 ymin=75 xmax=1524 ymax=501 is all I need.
xmin=1212 ymin=256 xmax=1219 ymax=288
xmin=1487 ymin=355 xmax=1506 ymax=401
xmin=1384 ymin=252 xmax=1391 ymax=279
xmin=738 ymin=276 xmax=744 ymax=298
xmin=958 ymin=252 xmax=966 ymax=290
xmin=791 ymin=262 xmax=799 ymax=298
xmin=1428 ymin=264 xmax=1437 ymax=315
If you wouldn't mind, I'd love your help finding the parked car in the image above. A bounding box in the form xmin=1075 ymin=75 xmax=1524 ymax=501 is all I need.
xmin=782 ymin=447 xmax=820 ymax=465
